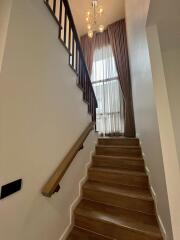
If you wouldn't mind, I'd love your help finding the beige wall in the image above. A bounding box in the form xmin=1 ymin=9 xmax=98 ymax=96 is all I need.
xmin=147 ymin=0 xmax=180 ymax=167
xmin=147 ymin=25 xmax=180 ymax=240
xmin=0 ymin=0 xmax=97 ymax=239
xmin=147 ymin=1 xmax=180 ymax=238
xmin=125 ymin=0 xmax=173 ymax=239
xmin=0 ymin=0 xmax=12 ymax=72
xmin=162 ymin=49 xmax=180 ymax=164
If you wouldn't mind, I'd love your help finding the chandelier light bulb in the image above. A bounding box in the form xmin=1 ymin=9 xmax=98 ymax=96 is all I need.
xmin=87 ymin=24 xmax=91 ymax=30
xmin=86 ymin=16 xmax=89 ymax=22
xmin=87 ymin=11 xmax=91 ymax=16
xmin=99 ymin=25 xmax=104 ymax=33
xmin=99 ymin=7 xmax=104 ymax=15
xmin=88 ymin=30 xmax=94 ymax=38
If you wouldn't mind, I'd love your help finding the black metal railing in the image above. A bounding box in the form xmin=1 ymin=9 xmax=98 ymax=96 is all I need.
xmin=44 ymin=0 xmax=97 ymax=121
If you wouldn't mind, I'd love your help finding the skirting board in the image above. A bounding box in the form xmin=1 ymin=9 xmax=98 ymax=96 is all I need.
xmin=59 ymin=150 xmax=95 ymax=240
xmin=145 ymin=164 xmax=167 ymax=240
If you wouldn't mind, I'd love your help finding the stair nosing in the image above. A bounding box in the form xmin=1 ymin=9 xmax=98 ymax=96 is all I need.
xmin=93 ymin=154 xmax=144 ymax=161
xmin=96 ymin=145 xmax=141 ymax=149
xmin=75 ymin=207 xmax=161 ymax=238
xmin=83 ymin=182 xmax=153 ymax=201
xmin=73 ymin=226 xmax=115 ymax=240
xmin=89 ymin=167 xmax=147 ymax=176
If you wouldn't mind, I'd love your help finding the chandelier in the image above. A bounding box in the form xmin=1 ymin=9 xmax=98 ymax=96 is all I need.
xmin=85 ymin=0 xmax=104 ymax=38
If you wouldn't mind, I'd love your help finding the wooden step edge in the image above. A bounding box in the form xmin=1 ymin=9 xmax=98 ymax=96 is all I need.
xmin=83 ymin=184 xmax=153 ymax=202
xmin=82 ymin=196 xmax=156 ymax=217
xmin=81 ymin=197 xmax=156 ymax=218
xmin=92 ymin=154 xmax=144 ymax=162
xmin=75 ymin=209 xmax=162 ymax=239
xmin=98 ymin=137 xmax=139 ymax=140
xmin=73 ymin=226 xmax=114 ymax=240
xmin=89 ymin=167 xmax=147 ymax=177
xmin=96 ymin=145 xmax=141 ymax=149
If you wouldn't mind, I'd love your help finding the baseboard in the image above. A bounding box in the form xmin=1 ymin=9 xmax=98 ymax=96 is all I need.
xmin=145 ymin=165 xmax=167 ymax=240
xmin=59 ymin=150 xmax=94 ymax=240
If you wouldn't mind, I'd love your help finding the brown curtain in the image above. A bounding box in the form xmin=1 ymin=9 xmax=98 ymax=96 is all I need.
xmin=81 ymin=34 xmax=95 ymax=74
xmin=108 ymin=19 xmax=136 ymax=137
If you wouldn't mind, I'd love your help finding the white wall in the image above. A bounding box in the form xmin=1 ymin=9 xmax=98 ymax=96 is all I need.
xmin=146 ymin=1 xmax=180 ymax=238
xmin=0 ymin=0 xmax=97 ymax=239
xmin=0 ymin=0 xmax=12 ymax=72
xmin=147 ymin=0 xmax=180 ymax=167
xmin=162 ymin=49 xmax=180 ymax=164
xmin=125 ymin=0 xmax=173 ymax=239
xmin=147 ymin=25 xmax=180 ymax=240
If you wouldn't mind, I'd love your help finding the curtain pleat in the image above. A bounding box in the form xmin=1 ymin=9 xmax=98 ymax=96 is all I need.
xmin=108 ymin=19 xmax=136 ymax=137
xmin=91 ymin=33 xmax=124 ymax=135
xmin=81 ymin=34 xmax=95 ymax=74
xmin=81 ymin=19 xmax=135 ymax=137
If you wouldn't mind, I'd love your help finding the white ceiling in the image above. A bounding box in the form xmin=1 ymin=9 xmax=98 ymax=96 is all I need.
xmin=69 ymin=0 xmax=125 ymax=36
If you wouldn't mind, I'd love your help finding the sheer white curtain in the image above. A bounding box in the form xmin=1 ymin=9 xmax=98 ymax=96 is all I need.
xmin=91 ymin=44 xmax=124 ymax=135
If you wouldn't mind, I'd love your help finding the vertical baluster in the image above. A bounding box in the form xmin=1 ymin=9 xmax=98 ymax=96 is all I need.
xmin=80 ymin=65 xmax=83 ymax=89
xmin=68 ymin=21 xmax=71 ymax=52
xmin=78 ymin=58 xmax=81 ymax=87
xmin=64 ymin=9 xmax=67 ymax=45
xmin=88 ymin=86 xmax=91 ymax=113
xmin=72 ymin=37 xmax=74 ymax=68
xmin=73 ymin=41 xmax=77 ymax=70
xmin=83 ymin=73 xmax=87 ymax=101
xmin=76 ymin=49 xmax=79 ymax=75
xmin=53 ymin=0 xmax=56 ymax=13
xmin=60 ymin=1 xmax=65 ymax=41
xmin=92 ymin=100 xmax=94 ymax=121
xmin=58 ymin=0 xmax=63 ymax=38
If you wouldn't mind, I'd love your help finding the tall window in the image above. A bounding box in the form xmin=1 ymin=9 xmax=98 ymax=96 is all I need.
xmin=91 ymin=44 xmax=124 ymax=135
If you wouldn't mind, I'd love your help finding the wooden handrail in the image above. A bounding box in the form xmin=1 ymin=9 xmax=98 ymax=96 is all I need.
xmin=42 ymin=122 xmax=95 ymax=197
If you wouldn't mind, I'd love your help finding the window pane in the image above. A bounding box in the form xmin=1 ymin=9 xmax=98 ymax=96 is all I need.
xmin=91 ymin=44 xmax=124 ymax=135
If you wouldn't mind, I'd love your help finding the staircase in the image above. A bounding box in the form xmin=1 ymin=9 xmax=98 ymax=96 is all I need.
xmin=67 ymin=137 xmax=163 ymax=240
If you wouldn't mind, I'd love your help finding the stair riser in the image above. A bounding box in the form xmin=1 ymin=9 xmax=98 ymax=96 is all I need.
xmin=83 ymin=189 xmax=155 ymax=215
xmin=98 ymin=138 xmax=139 ymax=146
xmin=69 ymin=227 xmax=113 ymax=240
xmin=89 ymin=170 xmax=149 ymax=189
xmin=93 ymin=157 xmax=145 ymax=172
xmin=96 ymin=147 xmax=142 ymax=157
xmin=75 ymin=215 xmax=162 ymax=240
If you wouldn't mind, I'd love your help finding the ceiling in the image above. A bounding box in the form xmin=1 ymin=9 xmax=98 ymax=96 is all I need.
xmin=69 ymin=0 xmax=125 ymax=36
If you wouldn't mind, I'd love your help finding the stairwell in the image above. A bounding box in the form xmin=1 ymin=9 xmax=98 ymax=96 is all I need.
xmin=67 ymin=137 xmax=163 ymax=240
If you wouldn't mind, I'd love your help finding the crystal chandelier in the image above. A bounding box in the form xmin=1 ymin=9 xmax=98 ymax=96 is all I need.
xmin=86 ymin=0 xmax=104 ymax=38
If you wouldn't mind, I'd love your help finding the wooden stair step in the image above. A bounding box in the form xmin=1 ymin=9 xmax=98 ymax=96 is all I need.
xmin=83 ymin=181 xmax=155 ymax=215
xmin=67 ymin=226 xmax=113 ymax=240
xmin=98 ymin=137 xmax=139 ymax=146
xmin=75 ymin=200 xmax=162 ymax=240
xmin=93 ymin=154 xmax=145 ymax=172
xmin=88 ymin=167 xmax=149 ymax=189
xmin=96 ymin=145 xmax=142 ymax=157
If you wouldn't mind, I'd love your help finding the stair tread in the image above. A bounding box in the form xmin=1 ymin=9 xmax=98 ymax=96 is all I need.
xmin=93 ymin=154 xmax=144 ymax=161
xmin=97 ymin=145 xmax=140 ymax=149
xmin=69 ymin=226 xmax=113 ymax=240
xmin=89 ymin=167 xmax=147 ymax=176
xmin=84 ymin=181 xmax=152 ymax=201
xmin=75 ymin=200 xmax=161 ymax=238
xmin=98 ymin=137 xmax=139 ymax=140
